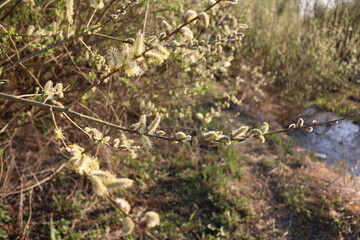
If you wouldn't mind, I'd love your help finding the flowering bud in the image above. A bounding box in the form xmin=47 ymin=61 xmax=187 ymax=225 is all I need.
xmin=198 ymin=12 xmax=210 ymax=27
xmin=122 ymin=217 xmax=135 ymax=235
xmin=183 ymin=10 xmax=197 ymax=24
xmin=147 ymin=114 xmax=161 ymax=134
xmin=141 ymin=211 xmax=160 ymax=228
xmin=238 ymin=23 xmax=249 ymax=29
xmin=90 ymin=175 xmax=108 ymax=197
xmin=115 ymin=198 xmax=131 ymax=214
xmin=226 ymin=0 xmax=238 ymax=4
xmin=161 ymin=20 xmax=172 ymax=34
xmin=261 ymin=122 xmax=269 ymax=134
xmin=175 ymin=132 xmax=187 ymax=139
xmin=133 ymin=32 xmax=145 ymax=56
xmin=26 ymin=25 xmax=35 ymax=36
xmin=231 ymin=126 xmax=249 ymax=139
xmin=44 ymin=80 xmax=53 ymax=94
xmin=246 ymin=129 xmax=263 ymax=138
xmin=255 ymin=135 xmax=266 ymax=143
xmin=296 ymin=118 xmax=304 ymax=127
xmin=179 ymin=27 xmax=194 ymax=40
xmin=305 ymin=127 xmax=314 ymax=132
xmin=54 ymin=83 xmax=64 ymax=98
xmin=156 ymin=130 xmax=166 ymax=136
xmin=196 ymin=113 xmax=204 ymax=120
xmin=217 ymin=135 xmax=231 ymax=145
xmin=113 ymin=138 xmax=120 ymax=148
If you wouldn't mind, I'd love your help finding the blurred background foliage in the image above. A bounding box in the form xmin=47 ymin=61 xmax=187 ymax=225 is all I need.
xmin=240 ymin=0 xmax=360 ymax=104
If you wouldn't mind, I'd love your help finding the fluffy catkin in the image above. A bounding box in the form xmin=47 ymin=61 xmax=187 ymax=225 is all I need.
xmin=66 ymin=0 xmax=74 ymax=25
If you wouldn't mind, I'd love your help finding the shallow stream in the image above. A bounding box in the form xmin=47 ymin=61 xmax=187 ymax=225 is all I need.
xmin=289 ymin=106 xmax=360 ymax=175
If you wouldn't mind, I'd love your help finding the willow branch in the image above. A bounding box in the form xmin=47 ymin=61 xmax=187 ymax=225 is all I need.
xmin=264 ymin=113 xmax=360 ymax=136
xmin=2 ymin=30 xmax=91 ymax=71
xmin=0 ymin=92 xmax=179 ymax=141
xmin=67 ymin=0 xmax=225 ymax=109
xmin=1 ymin=92 xmax=359 ymax=144
xmin=67 ymin=68 xmax=121 ymax=109
xmin=64 ymin=0 xmax=224 ymax=109
xmin=161 ymin=0 xmax=224 ymax=41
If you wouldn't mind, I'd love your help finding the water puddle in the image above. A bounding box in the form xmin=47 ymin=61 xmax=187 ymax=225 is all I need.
xmin=289 ymin=106 xmax=360 ymax=175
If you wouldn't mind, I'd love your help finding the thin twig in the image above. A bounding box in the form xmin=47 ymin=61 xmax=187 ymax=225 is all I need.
xmin=67 ymin=69 xmax=119 ymax=109
xmin=21 ymin=189 xmax=33 ymax=240
xmin=62 ymin=113 xmax=92 ymax=139
xmin=2 ymin=32 xmax=88 ymax=71
xmin=92 ymin=33 xmax=134 ymax=43
xmin=0 ymin=0 xmax=13 ymax=9
xmin=0 ymin=163 xmax=66 ymax=196
xmin=142 ymin=0 xmax=150 ymax=34
xmin=19 ymin=63 xmax=43 ymax=90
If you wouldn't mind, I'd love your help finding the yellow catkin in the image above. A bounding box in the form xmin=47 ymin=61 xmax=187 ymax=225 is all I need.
xmin=115 ymin=198 xmax=131 ymax=214
xmin=217 ymin=135 xmax=231 ymax=145
xmin=297 ymin=118 xmax=304 ymax=127
xmin=113 ymin=138 xmax=120 ymax=148
xmin=90 ymin=175 xmax=108 ymax=197
xmin=54 ymin=128 xmax=65 ymax=140
xmin=231 ymin=126 xmax=249 ymax=139
xmin=130 ymin=114 xmax=147 ymax=133
xmin=54 ymin=83 xmax=64 ymax=98
xmin=202 ymin=131 xmax=220 ymax=141
xmin=246 ymin=129 xmax=263 ymax=138
xmin=255 ymin=135 xmax=266 ymax=143
xmin=183 ymin=10 xmax=197 ymax=24
xmin=156 ymin=130 xmax=166 ymax=136
xmin=175 ymin=132 xmax=187 ymax=139
xmin=198 ymin=12 xmax=210 ymax=27
xmin=178 ymin=27 xmax=194 ymax=40
xmin=261 ymin=122 xmax=269 ymax=134
xmin=141 ymin=211 xmax=160 ymax=228
xmin=133 ymin=32 xmax=145 ymax=56
xmin=147 ymin=114 xmax=161 ymax=134
xmin=76 ymin=154 xmax=99 ymax=175
xmin=153 ymin=44 xmax=170 ymax=59
xmin=141 ymin=135 xmax=153 ymax=150
xmin=43 ymin=80 xmax=53 ymax=94
xmin=106 ymin=178 xmax=134 ymax=190
xmin=122 ymin=217 xmax=135 ymax=235
xmin=90 ymin=169 xmax=117 ymax=185
xmin=26 ymin=25 xmax=35 ymax=35
xmin=161 ymin=20 xmax=172 ymax=34
xmin=123 ymin=62 xmax=143 ymax=77
xmin=66 ymin=0 xmax=74 ymax=25
xmin=145 ymin=51 xmax=165 ymax=64
xmin=196 ymin=113 xmax=204 ymax=120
